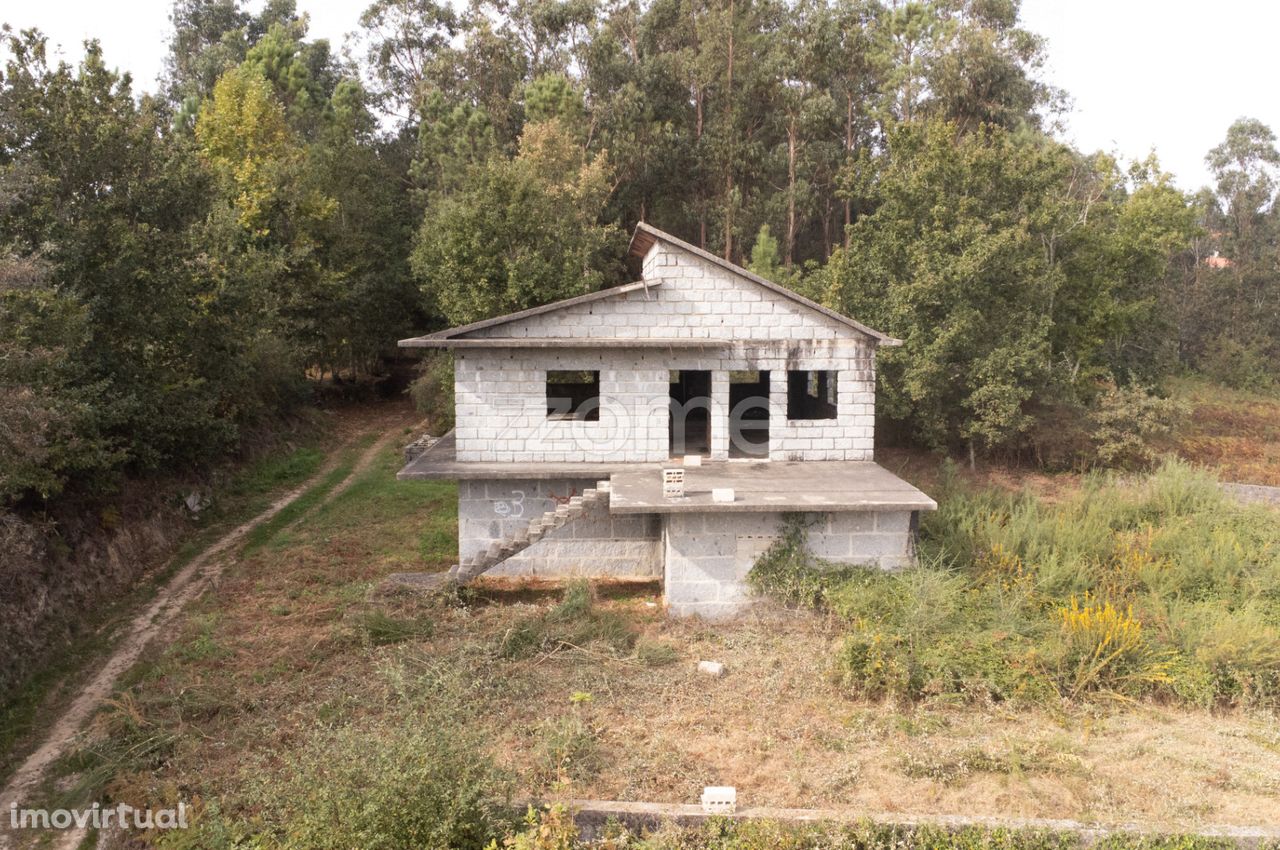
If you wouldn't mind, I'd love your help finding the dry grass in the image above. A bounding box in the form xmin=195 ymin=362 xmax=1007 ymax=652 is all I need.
xmin=418 ymin=597 xmax=1280 ymax=828
xmin=41 ymin=442 xmax=1279 ymax=842
xmin=130 ymin=590 xmax=1280 ymax=829
xmin=1169 ymin=378 xmax=1280 ymax=486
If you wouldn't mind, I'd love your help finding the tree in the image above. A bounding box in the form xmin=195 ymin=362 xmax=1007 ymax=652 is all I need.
xmin=411 ymin=119 xmax=623 ymax=325
xmin=356 ymin=0 xmax=460 ymax=119
xmin=163 ymin=0 xmax=299 ymax=126
xmin=747 ymin=223 xmax=783 ymax=279
xmin=0 ymin=29 xmax=283 ymax=488
xmin=815 ymin=120 xmax=1057 ymax=454
xmin=0 ymin=257 xmax=116 ymax=502
xmin=196 ymin=66 xmax=301 ymax=234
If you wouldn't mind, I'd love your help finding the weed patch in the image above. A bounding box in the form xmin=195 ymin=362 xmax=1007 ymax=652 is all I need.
xmin=499 ymin=581 xmax=637 ymax=660
xmin=750 ymin=461 xmax=1280 ymax=709
xmin=501 ymin=807 xmax=1261 ymax=850
xmin=357 ymin=610 xmax=436 ymax=646
xmin=160 ymin=719 xmax=510 ymax=850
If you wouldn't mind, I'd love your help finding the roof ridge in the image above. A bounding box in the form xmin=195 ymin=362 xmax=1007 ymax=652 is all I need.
xmin=628 ymin=221 xmax=900 ymax=346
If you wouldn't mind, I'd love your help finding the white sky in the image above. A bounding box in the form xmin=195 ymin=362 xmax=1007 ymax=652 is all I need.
xmin=7 ymin=0 xmax=1278 ymax=191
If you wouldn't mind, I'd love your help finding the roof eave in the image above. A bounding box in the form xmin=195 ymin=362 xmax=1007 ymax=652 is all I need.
xmin=398 ymin=280 xmax=664 ymax=347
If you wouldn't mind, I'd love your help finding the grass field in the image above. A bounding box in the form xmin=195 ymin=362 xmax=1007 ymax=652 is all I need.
xmin=7 ymin=383 xmax=1280 ymax=848
xmin=12 ymin=438 xmax=1277 ymax=850
xmin=1169 ymin=377 xmax=1280 ymax=486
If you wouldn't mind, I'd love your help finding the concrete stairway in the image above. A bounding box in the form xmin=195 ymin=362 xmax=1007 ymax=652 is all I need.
xmin=449 ymin=481 xmax=612 ymax=584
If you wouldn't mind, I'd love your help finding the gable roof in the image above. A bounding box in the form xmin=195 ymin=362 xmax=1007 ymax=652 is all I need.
xmin=629 ymin=222 xmax=899 ymax=346
xmin=399 ymin=280 xmax=675 ymax=347
xmin=399 ymin=224 xmax=900 ymax=348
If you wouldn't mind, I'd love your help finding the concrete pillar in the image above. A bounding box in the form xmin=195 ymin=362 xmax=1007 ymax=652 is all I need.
xmin=710 ymin=370 xmax=730 ymax=460
xmin=768 ymin=370 xmax=787 ymax=460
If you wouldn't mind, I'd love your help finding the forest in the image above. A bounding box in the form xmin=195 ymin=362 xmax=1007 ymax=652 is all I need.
xmin=2 ymin=0 xmax=1279 ymax=513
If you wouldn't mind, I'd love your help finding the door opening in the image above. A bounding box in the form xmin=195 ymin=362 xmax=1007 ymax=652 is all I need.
xmin=728 ymin=370 xmax=770 ymax=459
xmin=669 ymin=370 xmax=711 ymax=457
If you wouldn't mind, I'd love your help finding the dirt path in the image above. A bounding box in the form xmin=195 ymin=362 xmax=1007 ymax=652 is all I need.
xmin=0 ymin=414 xmax=427 ymax=850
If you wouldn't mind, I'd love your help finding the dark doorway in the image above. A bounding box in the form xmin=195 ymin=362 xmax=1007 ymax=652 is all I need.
xmin=669 ymin=370 xmax=711 ymax=457
xmin=729 ymin=370 xmax=770 ymax=458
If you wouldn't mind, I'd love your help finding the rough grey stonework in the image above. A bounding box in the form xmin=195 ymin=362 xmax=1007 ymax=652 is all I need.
xmin=412 ymin=233 xmax=927 ymax=610
xmin=458 ymin=478 xmax=662 ymax=577
xmin=663 ymin=510 xmax=915 ymax=618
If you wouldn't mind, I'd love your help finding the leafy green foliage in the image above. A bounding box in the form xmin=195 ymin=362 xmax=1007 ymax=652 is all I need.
xmin=749 ymin=462 xmax=1280 ymax=708
xmin=162 ymin=720 xmax=510 ymax=850
xmin=411 ymin=119 xmax=623 ymax=326
xmin=501 ymin=807 xmax=1256 ymax=850
xmin=1088 ymin=384 xmax=1186 ymax=469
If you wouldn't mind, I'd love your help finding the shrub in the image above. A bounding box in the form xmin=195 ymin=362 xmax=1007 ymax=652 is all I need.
xmin=1051 ymin=596 xmax=1170 ymax=699
xmin=532 ymin=715 xmax=601 ymax=787
xmin=1088 ymin=383 xmax=1186 ymax=470
xmin=746 ymin=514 xmax=867 ymax=607
xmin=410 ymin=351 xmax=455 ymax=432
xmin=167 ymin=720 xmax=510 ymax=850
xmin=1201 ymin=336 xmax=1276 ymax=392
xmin=499 ymin=581 xmax=636 ymax=659
xmin=752 ymin=459 xmax=1280 ymax=709
xmin=501 ymin=805 xmax=580 ymax=850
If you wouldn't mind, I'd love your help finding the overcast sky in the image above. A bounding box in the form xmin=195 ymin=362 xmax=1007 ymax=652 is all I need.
xmin=7 ymin=0 xmax=1277 ymax=192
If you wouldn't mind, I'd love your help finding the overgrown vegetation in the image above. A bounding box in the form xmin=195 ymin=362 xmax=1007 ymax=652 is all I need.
xmin=496 ymin=805 xmax=1272 ymax=850
xmin=163 ymin=720 xmax=510 ymax=850
xmin=15 ymin=446 xmax=1279 ymax=847
xmin=499 ymin=580 xmax=638 ymax=660
xmin=750 ymin=461 xmax=1280 ymax=708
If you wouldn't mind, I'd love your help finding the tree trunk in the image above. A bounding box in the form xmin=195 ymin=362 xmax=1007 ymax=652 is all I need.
xmin=723 ymin=0 xmax=735 ymax=261
xmin=844 ymin=93 xmax=854 ymax=249
xmin=786 ymin=115 xmax=797 ymax=270
xmin=695 ymin=86 xmax=706 ymax=249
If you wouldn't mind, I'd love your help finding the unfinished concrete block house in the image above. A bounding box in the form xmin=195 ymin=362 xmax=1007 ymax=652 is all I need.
xmin=398 ymin=223 xmax=935 ymax=617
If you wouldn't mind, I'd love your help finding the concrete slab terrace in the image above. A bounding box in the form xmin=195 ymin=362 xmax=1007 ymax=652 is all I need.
xmin=608 ymin=461 xmax=936 ymax=514
xmin=397 ymin=431 xmax=664 ymax=481
xmin=399 ymin=432 xmax=934 ymax=516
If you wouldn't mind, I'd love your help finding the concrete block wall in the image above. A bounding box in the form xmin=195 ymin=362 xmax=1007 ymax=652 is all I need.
xmin=455 ymin=346 xmax=874 ymax=463
xmin=663 ymin=510 xmax=916 ymax=618
xmin=470 ymin=242 xmax=858 ymax=343
xmin=454 ymin=350 xmax=670 ymax=463
xmin=451 ymin=241 xmax=882 ymax=463
xmin=458 ymin=479 xmax=662 ymax=578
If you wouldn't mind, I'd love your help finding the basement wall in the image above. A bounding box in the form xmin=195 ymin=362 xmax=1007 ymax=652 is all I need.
xmin=663 ymin=510 xmax=916 ymax=619
xmin=458 ymin=478 xmax=662 ymax=578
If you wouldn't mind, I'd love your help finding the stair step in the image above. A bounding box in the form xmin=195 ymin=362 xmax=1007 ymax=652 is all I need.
xmin=453 ymin=495 xmax=602 ymax=585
